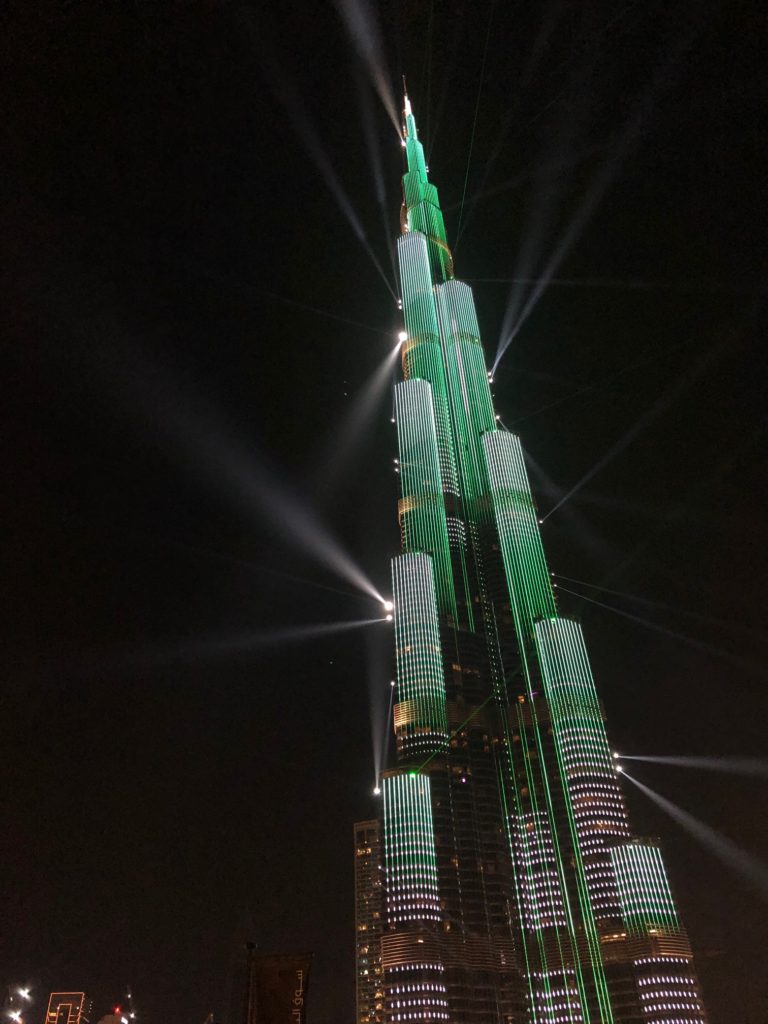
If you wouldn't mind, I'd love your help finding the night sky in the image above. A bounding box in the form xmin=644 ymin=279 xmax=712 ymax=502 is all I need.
xmin=2 ymin=3 xmax=766 ymax=1024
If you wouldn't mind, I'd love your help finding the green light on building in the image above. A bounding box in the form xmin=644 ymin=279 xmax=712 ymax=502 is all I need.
xmin=354 ymin=90 xmax=708 ymax=1024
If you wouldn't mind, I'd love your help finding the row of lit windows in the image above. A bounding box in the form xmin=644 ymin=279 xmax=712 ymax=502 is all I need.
xmin=389 ymin=1014 xmax=449 ymax=1021
xmin=389 ymin=913 xmax=441 ymax=924
xmin=638 ymin=978 xmax=698 ymax=988
xmin=389 ymin=985 xmax=446 ymax=995
xmin=635 ymin=958 xmax=691 ymax=966
xmin=390 ymin=1000 xmax=448 ymax=1009
xmin=387 ymin=964 xmax=444 ymax=973
xmin=639 ymin=1008 xmax=703 ymax=1017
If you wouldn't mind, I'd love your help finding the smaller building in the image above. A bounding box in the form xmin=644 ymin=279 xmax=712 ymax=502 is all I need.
xmin=354 ymin=819 xmax=384 ymax=1024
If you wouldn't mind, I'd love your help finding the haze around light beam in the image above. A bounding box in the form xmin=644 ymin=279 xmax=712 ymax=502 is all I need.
xmin=621 ymin=755 xmax=768 ymax=778
xmin=541 ymin=340 xmax=726 ymax=521
xmin=493 ymin=22 xmax=702 ymax=372
xmin=366 ymin=626 xmax=394 ymax=788
xmin=88 ymin=617 xmax=390 ymax=674
xmin=235 ymin=6 xmax=396 ymax=300
xmin=554 ymin=583 xmax=759 ymax=675
xmin=622 ymin=771 xmax=768 ymax=899
xmin=70 ymin=313 xmax=385 ymax=606
xmin=313 ymin=339 xmax=401 ymax=498
xmin=332 ymin=0 xmax=401 ymax=138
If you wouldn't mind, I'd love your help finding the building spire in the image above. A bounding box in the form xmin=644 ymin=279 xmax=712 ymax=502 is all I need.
xmin=401 ymin=77 xmax=417 ymax=142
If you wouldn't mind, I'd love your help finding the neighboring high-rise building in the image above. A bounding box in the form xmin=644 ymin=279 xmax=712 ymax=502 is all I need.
xmin=354 ymin=93 xmax=708 ymax=1024
xmin=43 ymin=994 xmax=91 ymax=1024
xmin=355 ymin=819 xmax=384 ymax=1024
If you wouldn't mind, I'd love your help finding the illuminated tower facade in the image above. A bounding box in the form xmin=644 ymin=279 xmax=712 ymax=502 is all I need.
xmin=357 ymin=94 xmax=708 ymax=1024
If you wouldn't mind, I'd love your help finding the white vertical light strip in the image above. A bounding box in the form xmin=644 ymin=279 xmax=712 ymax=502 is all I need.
xmin=435 ymin=279 xmax=496 ymax=512
xmin=397 ymin=232 xmax=458 ymax=496
xmin=482 ymin=431 xmax=557 ymax=639
xmin=395 ymin=379 xmax=457 ymax=620
xmin=535 ymin=617 xmax=630 ymax=923
xmin=391 ymin=553 xmax=449 ymax=754
xmin=609 ymin=841 xmax=679 ymax=934
xmin=382 ymin=772 xmax=441 ymax=924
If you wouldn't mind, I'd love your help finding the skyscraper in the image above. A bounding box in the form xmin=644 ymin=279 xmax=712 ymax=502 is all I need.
xmin=355 ymin=93 xmax=708 ymax=1024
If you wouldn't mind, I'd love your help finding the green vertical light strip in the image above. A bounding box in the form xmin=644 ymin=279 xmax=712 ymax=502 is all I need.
xmin=382 ymin=771 xmax=441 ymax=925
xmin=403 ymin=102 xmax=452 ymax=282
xmin=532 ymin=618 xmax=627 ymax=1021
xmin=483 ymin=431 xmax=557 ymax=638
xmin=534 ymin=617 xmax=630 ymax=931
xmin=509 ymin=697 xmax=595 ymax=1024
xmin=392 ymin=553 xmax=449 ymax=756
xmin=534 ymin=618 xmax=629 ymax=860
xmin=398 ymin=231 xmax=459 ymax=499
xmin=431 ymin=270 xmax=589 ymax=1024
xmin=610 ymin=841 xmax=680 ymax=937
xmin=435 ymin=279 xmax=496 ymax=516
xmin=395 ymin=379 xmax=457 ymax=620
xmin=482 ymin=432 xmax=614 ymax=1021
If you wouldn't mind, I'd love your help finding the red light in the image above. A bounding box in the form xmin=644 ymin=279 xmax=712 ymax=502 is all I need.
xmin=114 ymin=1010 xmax=121 ymax=1016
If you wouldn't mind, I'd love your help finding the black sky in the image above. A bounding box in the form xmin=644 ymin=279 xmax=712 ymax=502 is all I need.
xmin=1 ymin=2 xmax=766 ymax=1024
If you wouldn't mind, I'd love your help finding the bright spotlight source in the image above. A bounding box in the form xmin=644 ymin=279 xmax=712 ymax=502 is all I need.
xmin=390 ymin=679 xmax=396 ymax=687
xmin=616 ymin=765 xmax=624 ymax=773
xmin=383 ymin=600 xmax=394 ymax=611
xmin=398 ymin=330 xmax=407 ymax=343
xmin=612 ymin=751 xmax=620 ymax=759
xmin=373 ymin=785 xmax=381 ymax=795
xmin=385 ymin=613 xmax=393 ymax=621
xmin=18 ymin=993 xmax=30 ymax=1002
xmin=10 ymin=1013 xmax=22 ymax=1023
